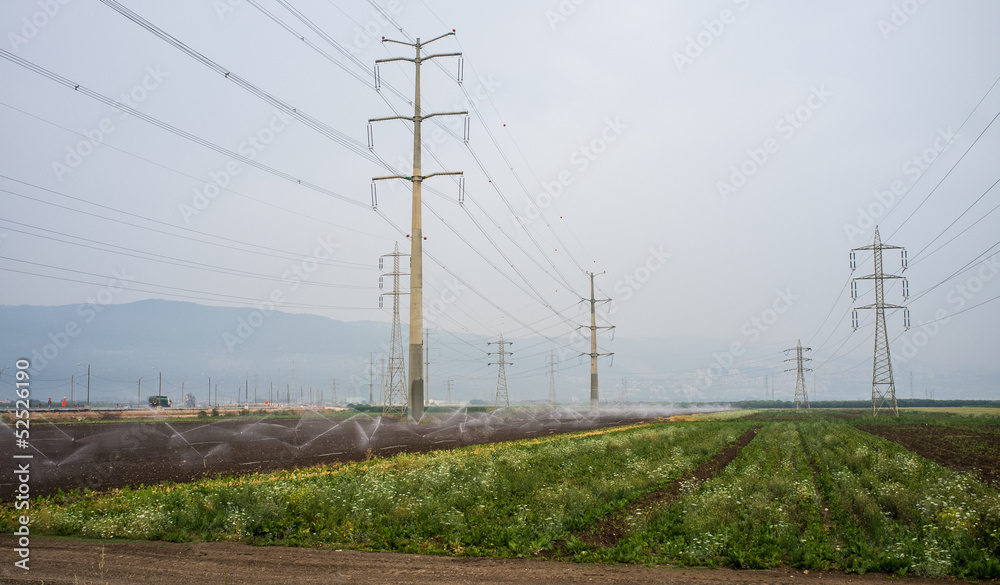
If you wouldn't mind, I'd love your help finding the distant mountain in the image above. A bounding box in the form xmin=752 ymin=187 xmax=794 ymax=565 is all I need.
xmin=0 ymin=300 xmax=393 ymax=403
xmin=2 ymin=300 xmax=996 ymax=404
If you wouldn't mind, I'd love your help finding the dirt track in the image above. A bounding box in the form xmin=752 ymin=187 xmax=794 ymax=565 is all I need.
xmin=0 ymin=538 xmax=970 ymax=584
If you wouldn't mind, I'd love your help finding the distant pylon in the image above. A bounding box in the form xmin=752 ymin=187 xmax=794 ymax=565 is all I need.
xmin=546 ymin=352 xmax=558 ymax=406
xmin=445 ymin=377 xmax=452 ymax=405
xmin=380 ymin=243 xmax=409 ymax=415
xmin=488 ymin=334 xmax=513 ymax=408
xmin=580 ymin=272 xmax=614 ymax=414
xmin=784 ymin=340 xmax=812 ymax=409
xmin=851 ymin=226 xmax=909 ymax=417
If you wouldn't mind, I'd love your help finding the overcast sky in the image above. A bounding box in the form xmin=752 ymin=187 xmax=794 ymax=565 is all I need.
xmin=2 ymin=0 xmax=999 ymax=401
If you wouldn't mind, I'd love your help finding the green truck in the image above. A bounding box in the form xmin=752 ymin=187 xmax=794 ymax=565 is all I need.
xmin=147 ymin=395 xmax=171 ymax=408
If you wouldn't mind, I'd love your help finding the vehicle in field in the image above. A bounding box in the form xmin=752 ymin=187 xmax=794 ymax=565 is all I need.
xmin=148 ymin=395 xmax=171 ymax=408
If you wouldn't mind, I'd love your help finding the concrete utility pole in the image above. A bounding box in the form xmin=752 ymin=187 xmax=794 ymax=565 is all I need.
xmin=851 ymin=226 xmax=909 ymax=417
xmin=580 ymin=272 xmax=614 ymax=414
xmin=546 ymin=352 xmax=558 ymax=406
xmin=369 ymin=352 xmax=375 ymax=405
xmin=784 ymin=340 xmax=812 ymax=409
xmin=488 ymin=335 xmax=513 ymax=408
xmin=424 ymin=329 xmax=436 ymax=405
xmin=369 ymin=31 xmax=466 ymax=422
xmin=87 ymin=364 xmax=90 ymax=406
xmin=381 ymin=243 xmax=409 ymax=416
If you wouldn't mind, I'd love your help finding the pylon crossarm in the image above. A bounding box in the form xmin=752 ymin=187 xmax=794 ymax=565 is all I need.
xmin=369 ymin=115 xmax=412 ymax=123
xmin=857 ymin=302 xmax=906 ymax=310
xmin=424 ymin=31 xmax=456 ymax=44
xmin=372 ymin=174 xmax=409 ymax=181
xmin=423 ymin=171 xmax=463 ymax=179
xmin=853 ymin=243 xmax=903 ymax=251
xmin=422 ymin=111 xmax=468 ymax=120
xmin=375 ymin=54 xmax=414 ymax=61
xmin=422 ymin=52 xmax=463 ymax=61
xmin=854 ymin=274 xmax=905 ymax=280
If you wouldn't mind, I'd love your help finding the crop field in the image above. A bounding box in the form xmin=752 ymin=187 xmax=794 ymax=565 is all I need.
xmin=3 ymin=410 xmax=999 ymax=579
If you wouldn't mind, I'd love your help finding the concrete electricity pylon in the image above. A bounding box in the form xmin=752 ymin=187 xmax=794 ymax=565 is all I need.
xmin=424 ymin=329 xmax=436 ymax=406
xmin=488 ymin=335 xmax=513 ymax=408
xmin=445 ymin=377 xmax=452 ymax=405
xmin=546 ymin=352 xmax=558 ymax=406
xmin=380 ymin=243 xmax=409 ymax=416
xmin=580 ymin=272 xmax=614 ymax=414
xmin=784 ymin=340 xmax=812 ymax=409
xmin=851 ymin=226 xmax=910 ymax=418
xmin=369 ymin=32 xmax=467 ymax=422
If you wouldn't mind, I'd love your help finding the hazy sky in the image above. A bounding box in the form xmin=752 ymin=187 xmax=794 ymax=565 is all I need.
xmin=2 ymin=0 xmax=999 ymax=401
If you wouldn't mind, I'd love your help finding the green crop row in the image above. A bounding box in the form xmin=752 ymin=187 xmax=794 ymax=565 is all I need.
xmin=801 ymin=420 xmax=1000 ymax=577
xmin=587 ymin=420 xmax=999 ymax=578
xmin=594 ymin=422 xmax=835 ymax=569
xmin=3 ymin=421 xmax=748 ymax=557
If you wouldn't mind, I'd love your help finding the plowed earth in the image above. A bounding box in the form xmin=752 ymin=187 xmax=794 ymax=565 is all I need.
xmin=0 ymin=411 xmax=665 ymax=500
xmin=860 ymin=424 xmax=1000 ymax=487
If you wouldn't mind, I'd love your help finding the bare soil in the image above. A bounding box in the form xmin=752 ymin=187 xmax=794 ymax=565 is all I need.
xmin=0 ymin=411 xmax=664 ymax=500
xmin=0 ymin=537 xmax=977 ymax=584
xmin=860 ymin=424 xmax=1000 ymax=487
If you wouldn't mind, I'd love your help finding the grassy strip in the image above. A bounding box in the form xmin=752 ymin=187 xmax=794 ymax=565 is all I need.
xmin=595 ymin=422 xmax=836 ymax=569
xmin=1 ymin=421 xmax=747 ymax=558
xmin=801 ymin=419 xmax=1000 ymax=577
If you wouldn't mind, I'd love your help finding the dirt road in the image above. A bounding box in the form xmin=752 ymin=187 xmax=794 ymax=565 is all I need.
xmin=0 ymin=538 xmax=969 ymax=584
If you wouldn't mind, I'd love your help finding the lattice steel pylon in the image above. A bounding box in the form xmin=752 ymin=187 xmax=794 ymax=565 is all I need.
xmin=488 ymin=335 xmax=513 ymax=408
xmin=851 ymin=226 xmax=910 ymax=418
xmin=380 ymin=243 xmax=409 ymax=416
xmin=546 ymin=352 xmax=558 ymax=406
xmin=784 ymin=340 xmax=812 ymax=409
